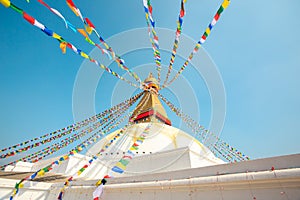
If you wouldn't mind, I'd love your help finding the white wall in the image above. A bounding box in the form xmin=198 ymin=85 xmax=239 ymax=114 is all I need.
xmin=1 ymin=153 xmax=300 ymax=200
xmin=0 ymin=178 xmax=51 ymax=200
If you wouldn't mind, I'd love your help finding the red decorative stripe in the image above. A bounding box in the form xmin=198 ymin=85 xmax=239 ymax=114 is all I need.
xmin=134 ymin=110 xmax=154 ymax=121
xmin=132 ymin=109 xmax=171 ymax=125
xmin=155 ymin=112 xmax=172 ymax=125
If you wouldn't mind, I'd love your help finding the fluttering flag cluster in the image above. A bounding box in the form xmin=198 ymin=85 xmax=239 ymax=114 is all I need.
xmin=9 ymin=146 xmax=83 ymax=200
xmin=9 ymin=99 xmax=140 ymax=200
xmin=90 ymin=125 xmax=152 ymax=200
xmin=37 ymin=0 xmax=75 ymax=31
xmin=90 ymin=99 xmax=158 ymax=200
xmin=0 ymin=0 xmax=140 ymax=88
xmin=165 ymin=0 xmax=230 ymax=88
xmin=57 ymin=127 xmax=127 ymax=200
xmin=65 ymin=0 xmax=141 ymax=84
xmin=143 ymin=0 xmax=161 ymax=83
xmin=38 ymin=0 xmax=112 ymax=58
xmin=158 ymin=93 xmax=250 ymax=162
xmin=58 ymin=92 xmax=157 ymax=199
xmin=111 ymin=124 xmax=152 ymax=174
xmin=163 ymin=0 xmax=187 ymax=87
xmin=0 ymin=92 xmax=143 ymax=170
xmin=8 ymin=90 xmax=145 ymax=199
xmin=0 ymin=0 xmax=243 ymax=199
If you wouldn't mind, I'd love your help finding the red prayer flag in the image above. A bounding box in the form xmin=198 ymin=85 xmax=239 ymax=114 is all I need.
xmin=148 ymin=5 xmax=152 ymax=14
xmin=23 ymin=12 xmax=35 ymax=25
xmin=85 ymin=18 xmax=95 ymax=28
xmin=214 ymin=13 xmax=220 ymax=21
xmin=66 ymin=0 xmax=76 ymax=8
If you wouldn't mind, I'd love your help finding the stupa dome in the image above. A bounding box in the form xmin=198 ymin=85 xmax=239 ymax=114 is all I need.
xmin=86 ymin=122 xmax=225 ymax=175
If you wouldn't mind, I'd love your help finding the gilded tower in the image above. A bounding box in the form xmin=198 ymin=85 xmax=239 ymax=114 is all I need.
xmin=130 ymin=73 xmax=171 ymax=125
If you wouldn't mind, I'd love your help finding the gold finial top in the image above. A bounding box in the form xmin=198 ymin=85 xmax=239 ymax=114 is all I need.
xmin=144 ymin=73 xmax=159 ymax=91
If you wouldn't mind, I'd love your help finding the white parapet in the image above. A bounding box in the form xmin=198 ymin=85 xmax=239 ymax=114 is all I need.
xmin=53 ymin=167 xmax=300 ymax=200
xmin=1 ymin=154 xmax=300 ymax=200
xmin=4 ymin=161 xmax=34 ymax=172
xmin=0 ymin=178 xmax=52 ymax=200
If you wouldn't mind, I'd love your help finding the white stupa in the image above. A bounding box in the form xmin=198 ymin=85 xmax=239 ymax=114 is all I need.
xmin=1 ymin=74 xmax=300 ymax=200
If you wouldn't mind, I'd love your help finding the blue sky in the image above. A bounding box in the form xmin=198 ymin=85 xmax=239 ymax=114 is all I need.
xmin=0 ymin=0 xmax=299 ymax=161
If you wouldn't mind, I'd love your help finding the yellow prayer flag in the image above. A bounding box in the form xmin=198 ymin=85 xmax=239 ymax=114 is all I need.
xmin=77 ymin=29 xmax=88 ymax=38
xmin=95 ymin=179 xmax=102 ymax=186
xmin=80 ymin=52 xmax=89 ymax=59
xmin=103 ymin=43 xmax=109 ymax=49
xmin=59 ymin=42 xmax=67 ymax=54
xmin=222 ymin=0 xmax=230 ymax=9
xmin=116 ymin=162 xmax=126 ymax=170
xmin=37 ymin=170 xmax=45 ymax=176
xmin=52 ymin=33 xmax=61 ymax=40
xmin=99 ymin=64 xmax=105 ymax=70
xmin=66 ymin=3 xmax=79 ymax=16
xmin=205 ymin=27 xmax=211 ymax=35
xmin=0 ymin=0 xmax=10 ymax=8
xmin=85 ymin=25 xmax=93 ymax=35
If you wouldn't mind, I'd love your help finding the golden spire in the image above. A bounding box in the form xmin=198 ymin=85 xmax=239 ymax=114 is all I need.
xmin=143 ymin=72 xmax=160 ymax=91
xmin=130 ymin=73 xmax=171 ymax=125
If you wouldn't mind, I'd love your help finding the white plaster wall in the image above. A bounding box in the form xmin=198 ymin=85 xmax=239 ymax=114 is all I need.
xmin=31 ymin=156 xmax=69 ymax=173
xmin=1 ymin=154 xmax=300 ymax=200
xmin=5 ymin=161 xmax=34 ymax=172
xmin=59 ymin=168 xmax=300 ymax=200
xmin=87 ymin=123 xmax=221 ymax=159
xmin=0 ymin=178 xmax=51 ymax=200
xmin=123 ymin=147 xmax=191 ymax=176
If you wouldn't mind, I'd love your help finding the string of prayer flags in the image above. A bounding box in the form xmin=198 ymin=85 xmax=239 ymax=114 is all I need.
xmin=57 ymin=114 xmax=132 ymax=199
xmin=166 ymin=0 xmax=230 ymax=87
xmin=26 ymin=93 xmax=140 ymax=163
xmin=111 ymin=124 xmax=152 ymax=174
xmin=0 ymin=97 xmax=131 ymax=159
xmin=142 ymin=0 xmax=161 ymax=83
xmin=36 ymin=0 xmax=112 ymax=59
xmin=66 ymin=0 xmax=84 ymax=21
xmin=64 ymin=0 xmax=141 ymax=84
xmin=215 ymin=140 xmax=250 ymax=161
xmin=158 ymin=93 xmax=250 ymax=162
xmin=0 ymin=92 xmax=140 ymax=154
xmin=9 ymin=146 xmax=83 ymax=200
xmin=163 ymin=0 xmax=187 ymax=87
xmin=58 ymin=128 xmax=127 ymax=199
xmin=91 ymin=101 xmax=156 ymax=199
xmin=37 ymin=0 xmax=75 ymax=31
xmin=9 ymin=109 xmax=133 ymax=200
xmin=37 ymin=0 xmax=109 ymax=55
xmin=0 ymin=0 xmax=139 ymax=88
xmin=92 ymin=29 xmax=140 ymax=83
xmin=0 ymin=93 xmax=142 ymax=170
xmin=0 ymin=128 xmax=77 ymax=159
xmin=93 ymin=123 xmax=152 ymax=199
